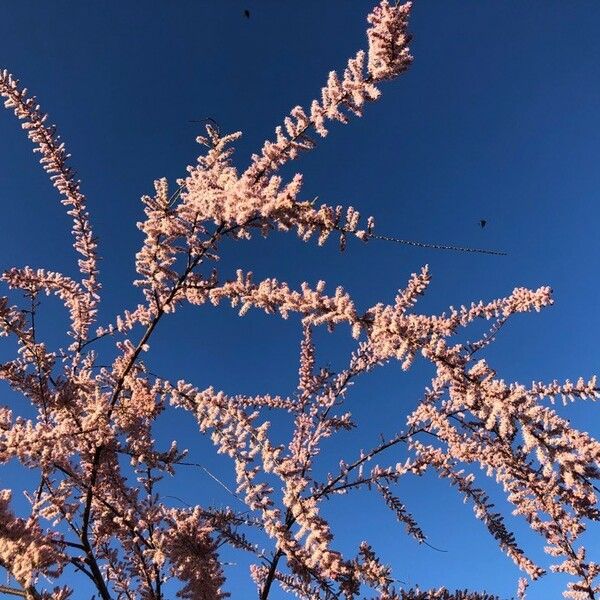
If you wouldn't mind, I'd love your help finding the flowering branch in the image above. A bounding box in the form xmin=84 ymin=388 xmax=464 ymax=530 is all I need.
xmin=1 ymin=2 xmax=598 ymax=599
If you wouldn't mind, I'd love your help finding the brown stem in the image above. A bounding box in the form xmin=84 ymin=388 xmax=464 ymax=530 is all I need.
xmin=0 ymin=585 xmax=28 ymax=599
xmin=259 ymin=511 xmax=294 ymax=600
xmin=259 ymin=549 xmax=284 ymax=600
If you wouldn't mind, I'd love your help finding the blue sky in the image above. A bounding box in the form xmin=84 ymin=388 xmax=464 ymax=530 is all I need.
xmin=1 ymin=1 xmax=600 ymax=598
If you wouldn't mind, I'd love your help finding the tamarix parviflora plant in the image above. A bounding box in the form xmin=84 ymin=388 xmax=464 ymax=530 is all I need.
xmin=1 ymin=2 xmax=599 ymax=599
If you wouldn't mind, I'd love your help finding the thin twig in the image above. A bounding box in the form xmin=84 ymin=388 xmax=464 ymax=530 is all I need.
xmin=370 ymin=233 xmax=507 ymax=256
xmin=0 ymin=586 xmax=27 ymax=598
xmin=178 ymin=461 xmax=244 ymax=505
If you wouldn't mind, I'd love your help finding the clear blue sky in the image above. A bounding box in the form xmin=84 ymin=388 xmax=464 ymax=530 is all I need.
xmin=1 ymin=1 xmax=600 ymax=598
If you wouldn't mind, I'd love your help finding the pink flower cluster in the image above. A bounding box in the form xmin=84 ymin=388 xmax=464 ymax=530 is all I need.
xmin=1 ymin=2 xmax=599 ymax=599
